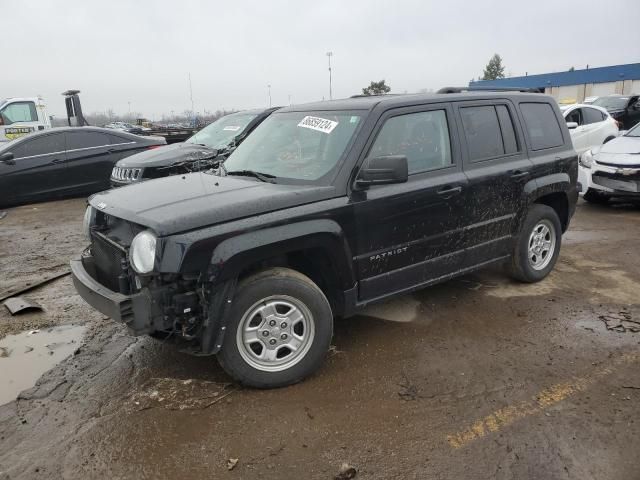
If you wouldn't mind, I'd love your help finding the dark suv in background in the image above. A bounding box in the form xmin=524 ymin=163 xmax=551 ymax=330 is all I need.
xmin=592 ymin=94 xmax=640 ymax=130
xmin=72 ymin=91 xmax=578 ymax=388
xmin=110 ymin=108 xmax=278 ymax=186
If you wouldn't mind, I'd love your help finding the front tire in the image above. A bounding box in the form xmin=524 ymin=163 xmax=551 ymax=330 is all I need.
xmin=508 ymin=204 xmax=562 ymax=283
xmin=217 ymin=268 xmax=333 ymax=388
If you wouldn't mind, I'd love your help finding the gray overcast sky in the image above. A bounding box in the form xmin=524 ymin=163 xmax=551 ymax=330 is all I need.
xmin=3 ymin=0 xmax=639 ymax=119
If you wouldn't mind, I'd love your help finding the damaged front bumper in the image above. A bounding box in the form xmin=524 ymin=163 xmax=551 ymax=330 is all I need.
xmin=70 ymin=255 xmax=153 ymax=334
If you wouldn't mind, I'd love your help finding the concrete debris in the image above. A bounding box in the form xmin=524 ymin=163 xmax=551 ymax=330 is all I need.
xmin=227 ymin=458 xmax=239 ymax=471
xmin=599 ymin=311 xmax=639 ymax=333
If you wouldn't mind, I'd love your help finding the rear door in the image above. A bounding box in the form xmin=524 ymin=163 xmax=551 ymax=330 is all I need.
xmin=0 ymin=132 xmax=67 ymax=205
xmin=352 ymin=103 xmax=470 ymax=302
xmin=64 ymin=130 xmax=115 ymax=193
xmin=455 ymin=100 xmax=533 ymax=267
xmin=582 ymin=106 xmax=610 ymax=146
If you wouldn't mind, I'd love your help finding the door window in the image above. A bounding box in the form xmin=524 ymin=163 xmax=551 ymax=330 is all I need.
xmin=12 ymin=134 xmax=64 ymax=159
xmin=0 ymin=102 xmax=38 ymax=125
xmin=66 ymin=131 xmax=111 ymax=150
xmin=460 ymin=105 xmax=519 ymax=161
xmin=520 ymin=103 xmax=564 ymax=150
xmin=368 ymin=110 xmax=452 ymax=174
xmin=565 ymin=108 xmax=583 ymax=125
xmin=583 ymin=107 xmax=605 ymax=125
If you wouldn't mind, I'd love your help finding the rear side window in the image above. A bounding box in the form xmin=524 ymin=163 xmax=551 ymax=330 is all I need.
xmin=108 ymin=134 xmax=132 ymax=144
xmin=369 ymin=110 xmax=452 ymax=174
xmin=583 ymin=107 xmax=605 ymax=125
xmin=460 ymin=104 xmax=519 ymax=161
xmin=520 ymin=103 xmax=564 ymax=150
xmin=66 ymin=131 xmax=111 ymax=150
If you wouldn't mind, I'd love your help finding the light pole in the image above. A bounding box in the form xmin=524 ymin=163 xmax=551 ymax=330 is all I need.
xmin=128 ymin=101 xmax=131 ymax=117
xmin=326 ymin=51 xmax=333 ymax=100
xmin=267 ymin=84 xmax=272 ymax=107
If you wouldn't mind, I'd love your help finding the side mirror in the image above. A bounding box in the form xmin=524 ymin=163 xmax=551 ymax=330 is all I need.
xmin=356 ymin=155 xmax=408 ymax=188
xmin=566 ymin=122 xmax=578 ymax=129
xmin=0 ymin=152 xmax=15 ymax=165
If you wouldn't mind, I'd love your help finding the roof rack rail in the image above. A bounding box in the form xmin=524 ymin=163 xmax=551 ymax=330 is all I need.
xmin=437 ymin=86 xmax=543 ymax=94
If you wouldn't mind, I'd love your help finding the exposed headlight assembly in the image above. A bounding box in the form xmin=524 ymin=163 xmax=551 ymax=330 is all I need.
xmin=579 ymin=149 xmax=594 ymax=168
xmin=83 ymin=206 xmax=96 ymax=241
xmin=129 ymin=230 xmax=157 ymax=274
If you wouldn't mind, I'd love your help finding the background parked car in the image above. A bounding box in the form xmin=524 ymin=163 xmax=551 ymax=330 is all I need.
xmin=561 ymin=104 xmax=618 ymax=155
xmin=104 ymin=122 xmax=146 ymax=135
xmin=592 ymin=94 xmax=640 ymax=130
xmin=0 ymin=127 xmax=165 ymax=208
xmin=578 ymin=121 xmax=640 ymax=204
xmin=110 ymin=107 xmax=278 ymax=186
xmin=583 ymin=96 xmax=599 ymax=104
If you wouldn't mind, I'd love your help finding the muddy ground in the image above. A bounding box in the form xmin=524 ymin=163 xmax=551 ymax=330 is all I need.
xmin=0 ymin=197 xmax=639 ymax=479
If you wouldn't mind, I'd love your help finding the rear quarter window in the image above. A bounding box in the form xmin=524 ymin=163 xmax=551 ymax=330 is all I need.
xmin=520 ymin=103 xmax=564 ymax=151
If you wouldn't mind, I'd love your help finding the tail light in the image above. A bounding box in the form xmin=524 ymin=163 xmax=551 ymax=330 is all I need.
xmin=613 ymin=119 xmax=622 ymax=129
xmin=147 ymin=145 xmax=162 ymax=150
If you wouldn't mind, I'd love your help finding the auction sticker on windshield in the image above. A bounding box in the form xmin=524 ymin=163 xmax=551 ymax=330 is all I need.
xmin=223 ymin=126 xmax=241 ymax=131
xmin=297 ymin=116 xmax=338 ymax=134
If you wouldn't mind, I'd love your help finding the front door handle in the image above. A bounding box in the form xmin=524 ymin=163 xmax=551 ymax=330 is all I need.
xmin=510 ymin=170 xmax=529 ymax=180
xmin=437 ymin=186 xmax=462 ymax=198
xmin=51 ymin=158 xmax=65 ymax=164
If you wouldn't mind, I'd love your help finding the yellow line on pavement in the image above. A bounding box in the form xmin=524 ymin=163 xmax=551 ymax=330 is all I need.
xmin=446 ymin=352 xmax=639 ymax=449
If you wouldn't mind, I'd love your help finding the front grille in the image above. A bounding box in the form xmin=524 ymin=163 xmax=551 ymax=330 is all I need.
xmin=595 ymin=169 xmax=640 ymax=181
xmin=91 ymin=231 xmax=128 ymax=291
xmin=111 ymin=166 xmax=142 ymax=182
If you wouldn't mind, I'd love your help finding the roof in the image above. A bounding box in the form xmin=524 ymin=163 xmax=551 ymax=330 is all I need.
xmin=280 ymin=91 xmax=547 ymax=113
xmin=470 ymin=63 xmax=640 ymax=89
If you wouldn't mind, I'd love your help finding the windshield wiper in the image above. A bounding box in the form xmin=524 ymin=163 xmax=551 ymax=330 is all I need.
xmin=226 ymin=169 xmax=276 ymax=183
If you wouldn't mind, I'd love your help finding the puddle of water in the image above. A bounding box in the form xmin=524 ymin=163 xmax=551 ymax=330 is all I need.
xmin=0 ymin=325 xmax=86 ymax=405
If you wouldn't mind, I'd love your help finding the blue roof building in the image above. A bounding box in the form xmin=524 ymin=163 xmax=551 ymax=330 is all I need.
xmin=469 ymin=63 xmax=640 ymax=104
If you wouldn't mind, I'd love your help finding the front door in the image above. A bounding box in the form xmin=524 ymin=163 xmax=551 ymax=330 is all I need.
xmin=0 ymin=100 xmax=42 ymax=142
xmin=351 ymin=104 xmax=469 ymax=302
xmin=0 ymin=132 xmax=67 ymax=205
xmin=565 ymin=107 xmax=590 ymax=154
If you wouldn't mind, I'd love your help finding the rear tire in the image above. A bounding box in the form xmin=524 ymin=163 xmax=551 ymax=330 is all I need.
xmin=583 ymin=188 xmax=609 ymax=204
xmin=508 ymin=204 xmax=562 ymax=283
xmin=217 ymin=268 xmax=333 ymax=388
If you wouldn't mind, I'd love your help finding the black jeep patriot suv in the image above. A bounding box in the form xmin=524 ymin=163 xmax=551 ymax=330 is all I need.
xmin=72 ymin=91 xmax=578 ymax=388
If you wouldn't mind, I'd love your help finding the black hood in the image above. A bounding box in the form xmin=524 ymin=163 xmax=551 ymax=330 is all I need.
xmin=116 ymin=142 xmax=220 ymax=169
xmin=89 ymin=173 xmax=336 ymax=236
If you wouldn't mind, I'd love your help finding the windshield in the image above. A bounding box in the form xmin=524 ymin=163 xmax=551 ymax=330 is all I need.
xmin=222 ymin=111 xmax=363 ymax=184
xmin=593 ymin=96 xmax=629 ymax=111
xmin=186 ymin=112 xmax=257 ymax=149
xmin=625 ymin=122 xmax=640 ymax=137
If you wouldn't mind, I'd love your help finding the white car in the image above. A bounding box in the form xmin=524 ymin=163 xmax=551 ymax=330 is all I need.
xmin=578 ymin=122 xmax=640 ymax=204
xmin=560 ymin=104 xmax=618 ymax=155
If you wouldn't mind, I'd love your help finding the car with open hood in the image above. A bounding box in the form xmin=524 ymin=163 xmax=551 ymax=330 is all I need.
xmin=72 ymin=91 xmax=578 ymax=388
xmin=578 ymin=121 xmax=640 ymax=203
xmin=110 ymin=108 xmax=278 ymax=186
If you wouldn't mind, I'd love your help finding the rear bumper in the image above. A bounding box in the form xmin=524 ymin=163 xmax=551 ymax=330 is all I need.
xmin=71 ymin=255 xmax=153 ymax=334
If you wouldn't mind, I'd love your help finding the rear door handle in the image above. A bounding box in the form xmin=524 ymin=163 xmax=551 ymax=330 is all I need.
xmin=510 ymin=170 xmax=529 ymax=180
xmin=51 ymin=158 xmax=65 ymax=165
xmin=437 ymin=186 xmax=462 ymax=198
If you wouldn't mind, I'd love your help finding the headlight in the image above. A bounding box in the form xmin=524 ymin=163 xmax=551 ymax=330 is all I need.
xmin=130 ymin=230 xmax=157 ymax=274
xmin=83 ymin=206 xmax=96 ymax=241
xmin=579 ymin=150 xmax=594 ymax=168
